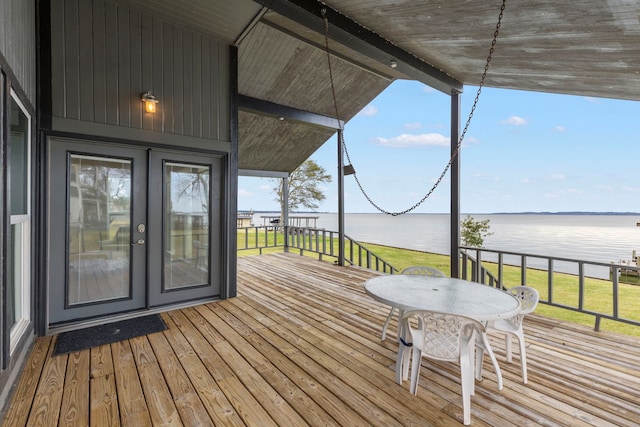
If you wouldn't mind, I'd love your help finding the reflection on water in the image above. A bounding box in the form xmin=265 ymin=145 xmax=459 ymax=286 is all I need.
xmin=311 ymin=213 xmax=640 ymax=267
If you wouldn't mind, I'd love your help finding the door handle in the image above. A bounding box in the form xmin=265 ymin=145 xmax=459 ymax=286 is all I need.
xmin=131 ymin=239 xmax=145 ymax=246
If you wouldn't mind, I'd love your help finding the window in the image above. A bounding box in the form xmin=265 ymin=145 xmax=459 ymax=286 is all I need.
xmin=8 ymin=91 xmax=31 ymax=353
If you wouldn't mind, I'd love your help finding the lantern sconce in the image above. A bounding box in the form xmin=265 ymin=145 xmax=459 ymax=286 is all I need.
xmin=141 ymin=91 xmax=159 ymax=113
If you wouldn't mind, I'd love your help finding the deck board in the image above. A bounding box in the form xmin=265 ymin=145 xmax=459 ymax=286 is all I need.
xmin=3 ymin=252 xmax=640 ymax=426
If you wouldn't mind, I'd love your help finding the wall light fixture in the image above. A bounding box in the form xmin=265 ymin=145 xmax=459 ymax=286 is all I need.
xmin=141 ymin=91 xmax=159 ymax=113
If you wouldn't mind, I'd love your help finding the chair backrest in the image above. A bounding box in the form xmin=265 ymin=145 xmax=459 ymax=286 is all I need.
xmin=401 ymin=266 xmax=446 ymax=277
xmin=508 ymin=286 xmax=539 ymax=315
xmin=402 ymin=310 xmax=484 ymax=362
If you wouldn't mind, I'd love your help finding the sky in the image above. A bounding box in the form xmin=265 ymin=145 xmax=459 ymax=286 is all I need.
xmin=238 ymin=80 xmax=640 ymax=214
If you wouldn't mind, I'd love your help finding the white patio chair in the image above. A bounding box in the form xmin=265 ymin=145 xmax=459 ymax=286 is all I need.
xmin=380 ymin=266 xmax=446 ymax=340
xmin=398 ymin=310 xmax=484 ymax=425
xmin=486 ymin=285 xmax=539 ymax=384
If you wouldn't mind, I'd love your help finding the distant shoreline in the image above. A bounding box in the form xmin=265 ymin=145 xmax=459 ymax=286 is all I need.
xmin=244 ymin=210 xmax=640 ymax=216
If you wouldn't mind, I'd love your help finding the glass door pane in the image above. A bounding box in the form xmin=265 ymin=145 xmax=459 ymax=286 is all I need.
xmin=164 ymin=162 xmax=210 ymax=289
xmin=68 ymin=155 xmax=132 ymax=305
xmin=48 ymin=139 xmax=147 ymax=325
xmin=148 ymin=150 xmax=221 ymax=306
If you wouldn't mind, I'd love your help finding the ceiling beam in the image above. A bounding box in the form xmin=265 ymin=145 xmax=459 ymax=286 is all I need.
xmin=239 ymin=94 xmax=344 ymax=129
xmin=254 ymin=0 xmax=463 ymax=95
xmin=239 ymin=169 xmax=289 ymax=178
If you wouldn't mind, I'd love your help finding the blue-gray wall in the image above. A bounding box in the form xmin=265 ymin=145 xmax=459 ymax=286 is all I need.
xmin=0 ymin=0 xmax=36 ymax=103
xmin=48 ymin=0 xmax=231 ymax=143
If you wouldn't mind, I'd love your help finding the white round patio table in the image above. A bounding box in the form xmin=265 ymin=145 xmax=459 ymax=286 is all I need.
xmin=364 ymin=275 xmax=521 ymax=322
xmin=365 ymin=275 xmax=521 ymax=386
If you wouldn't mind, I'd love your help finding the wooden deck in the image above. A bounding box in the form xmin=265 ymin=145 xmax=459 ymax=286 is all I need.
xmin=3 ymin=253 xmax=640 ymax=426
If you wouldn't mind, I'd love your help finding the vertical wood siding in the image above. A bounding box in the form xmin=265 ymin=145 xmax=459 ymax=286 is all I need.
xmin=50 ymin=0 xmax=230 ymax=141
xmin=0 ymin=0 xmax=36 ymax=103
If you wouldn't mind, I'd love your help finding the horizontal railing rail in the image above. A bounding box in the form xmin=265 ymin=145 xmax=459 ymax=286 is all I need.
xmin=459 ymin=246 xmax=640 ymax=331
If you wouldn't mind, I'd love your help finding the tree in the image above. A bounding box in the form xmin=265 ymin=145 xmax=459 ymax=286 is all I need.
xmin=273 ymin=160 xmax=332 ymax=219
xmin=460 ymin=215 xmax=493 ymax=247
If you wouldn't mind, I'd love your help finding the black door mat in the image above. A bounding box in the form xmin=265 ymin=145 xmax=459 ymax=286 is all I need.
xmin=53 ymin=314 xmax=167 ymax=356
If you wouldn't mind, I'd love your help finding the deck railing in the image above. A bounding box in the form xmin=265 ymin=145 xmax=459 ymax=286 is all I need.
xmin=459 ymin=246 xmax=640 ymax=330
xmin=237 ymin=225 xmax=398 ymax=274
xmin=236 ymin=225 xmax=283 ymax=254
xmin=287 ymin=226 xmax=398 ymax=273
xmin=236 ymin=225 xmax=640 ymax=331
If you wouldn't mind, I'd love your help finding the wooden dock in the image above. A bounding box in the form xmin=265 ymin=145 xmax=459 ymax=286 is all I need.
xmin=3 ymin=252 xmax=640 ymax=426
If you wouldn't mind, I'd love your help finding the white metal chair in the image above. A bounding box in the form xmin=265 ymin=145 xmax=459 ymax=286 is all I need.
xmin=398 ymin=310 xmax=484 ymax=425
xmin=380 ymin=266 xmax=446 ymax=340
xmin=486 ymin=286 xmax=540 ymax=384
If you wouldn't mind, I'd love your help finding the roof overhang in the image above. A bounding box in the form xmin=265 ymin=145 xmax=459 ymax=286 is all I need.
xmin=112 ymin=0 xmax=640 ymax=174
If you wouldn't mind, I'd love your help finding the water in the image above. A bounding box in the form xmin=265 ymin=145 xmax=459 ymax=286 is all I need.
xmin=305 ymin=213 xmax=640 ymax=266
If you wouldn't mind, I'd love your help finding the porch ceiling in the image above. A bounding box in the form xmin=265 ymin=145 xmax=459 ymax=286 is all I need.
xmin=114 ymin=0 xmax=640 ymax=174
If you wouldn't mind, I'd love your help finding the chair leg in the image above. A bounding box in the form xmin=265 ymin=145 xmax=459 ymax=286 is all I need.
xmin=515 ymin=331 xmax=528 ymax=384
xmin=409 ymin=348 xmax=422 ymax=395
xmin=381 ymin=307 xmax=396 ymax=340
xmin=460 ymin=349 xmax=473 ymax=425
xmin=475 ymin=333 xmax=503 ymax=390
xmin=505 ymin=333 xmax=513 ymax=362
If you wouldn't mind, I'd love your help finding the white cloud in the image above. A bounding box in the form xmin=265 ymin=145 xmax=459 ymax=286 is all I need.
xmin=404 ymin=122 xmax=422 ymax=131
xmin=554 ymin=125 xmax=566 ymax=132
xmin=500 ymin=116 xmax=528 ymax=126
xmin=360 ymin=105 xmax=378 ymax=116
xmin=544 ymin=187 xmax=583 ymax=199
xmin=521 ymin=178 xmax=531 ymax=184
xmin=585 ymin=96 xmax=601 ymax=104
xmin=545 ymin=191 xmax=564 ymax=199
xmin=238 ymin=189 xmax=252 ymax=197
xmin=374 ymin=133 xmax=450 ymax=148
xmin=258 ymin=184 xmax=272 ymax=191
xmin=622 ymin=185 xmax=640 ymax=192
xmin=548 ymin=174 xmax=566 ymax=181
xmin=470 ymin=172 xmax=500 ymax=181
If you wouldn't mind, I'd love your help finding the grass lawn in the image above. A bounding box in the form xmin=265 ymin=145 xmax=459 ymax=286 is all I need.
xmin=238 ymin=231 xmax=640 ymax=337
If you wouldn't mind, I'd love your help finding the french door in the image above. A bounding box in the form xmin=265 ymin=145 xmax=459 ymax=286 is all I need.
xmin=48 ymin=138 xmax=221 ymax=326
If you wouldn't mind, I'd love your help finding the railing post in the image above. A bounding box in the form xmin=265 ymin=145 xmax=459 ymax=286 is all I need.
xmin=450 ymin=91 xmax=461 ymax=278
xmin=337 ymin=129 xmax=346 ymax=266
xmin=498 ymin=253 xmax=504 ymax=289
xmin=612 ymin=268 xmax=619 ymax=320
xmin=282 ymin=176 xmax=289 ymax=253
xmin=547 ymin=259 xmax=553 ymax=304
xmin=578 ymin=262 xmax=585 ymax=311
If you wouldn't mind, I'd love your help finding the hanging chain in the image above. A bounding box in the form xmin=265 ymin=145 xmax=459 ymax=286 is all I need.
xmin=322 ymin=1 xmax=506 ymax=216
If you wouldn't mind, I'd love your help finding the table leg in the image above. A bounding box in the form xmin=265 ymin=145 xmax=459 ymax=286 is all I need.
xmin=395 ymin=310 xmax=411 ymax=384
